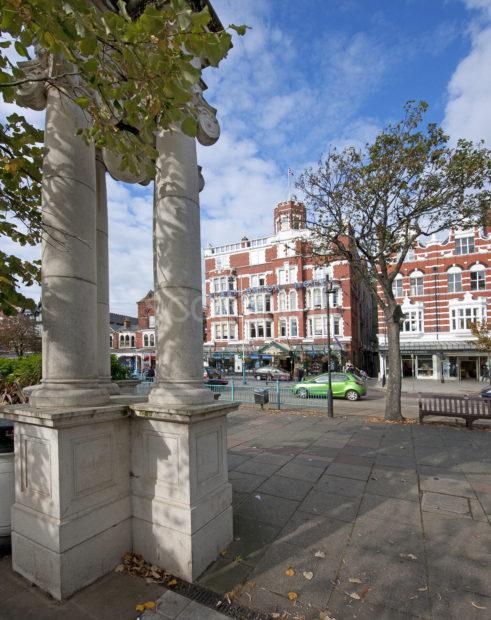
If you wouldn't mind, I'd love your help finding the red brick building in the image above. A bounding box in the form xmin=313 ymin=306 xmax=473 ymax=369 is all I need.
xmin=378 ymin=225 xmax=491 ymax=381
xmin=110 ymin=290 xmax=156 ymax=373
xmin=204 ymin=201 xmax=376 ymax=375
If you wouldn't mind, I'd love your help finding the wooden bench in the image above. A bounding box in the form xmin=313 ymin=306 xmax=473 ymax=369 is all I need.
xmin=418 ymin=393 xmax=491 ymax=429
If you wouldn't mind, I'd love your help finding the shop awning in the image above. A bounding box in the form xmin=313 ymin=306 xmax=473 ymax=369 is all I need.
xmin=379 ymin=341 xmax=481 ymax=354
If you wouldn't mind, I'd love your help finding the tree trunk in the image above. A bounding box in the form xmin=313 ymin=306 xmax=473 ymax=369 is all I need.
xmin=385 ymin=311 xmax=404 ymax=421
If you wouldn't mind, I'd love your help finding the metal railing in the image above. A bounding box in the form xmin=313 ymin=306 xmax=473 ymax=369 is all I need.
xmin=205 ymin=380 xmax=333 ymax=409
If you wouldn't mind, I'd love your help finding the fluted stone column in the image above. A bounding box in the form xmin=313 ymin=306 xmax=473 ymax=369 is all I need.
xmin=148 ymin=130 xmax=213 ymax=406
xmin=29 ymin=85 xmax=109 ymax=408
xmin=96 ymin=152 xmax=119 ymax=395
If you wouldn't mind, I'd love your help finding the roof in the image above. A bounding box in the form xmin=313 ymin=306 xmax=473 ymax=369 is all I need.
xmin=109 ymin=313 xmax=138 ymax=331
xmin=137 ymin=290 xmax=154 ymax=303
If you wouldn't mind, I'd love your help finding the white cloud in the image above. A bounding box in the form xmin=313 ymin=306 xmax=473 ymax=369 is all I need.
xmin=443 ymin=0 xmax=491 ymax=144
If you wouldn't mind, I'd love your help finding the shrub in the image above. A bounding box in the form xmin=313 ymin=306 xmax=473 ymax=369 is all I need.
xmin=111 ymin=354 xmax=131 ymax=381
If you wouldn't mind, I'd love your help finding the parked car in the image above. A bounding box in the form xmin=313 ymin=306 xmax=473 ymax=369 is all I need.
xmin=203 ymin=367 xmax=228 ymax=385
xmin=254 ymin=366 xmax=290 ymax=381
xmin=480 ymin=386 xmax=491 ymax=398
xmin=292 ymin=372 xmax=367 ymax=401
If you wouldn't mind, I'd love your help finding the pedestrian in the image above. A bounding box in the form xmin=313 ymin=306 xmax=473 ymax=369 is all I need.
xmin=481 ymin=365 xmax=489 ymax=381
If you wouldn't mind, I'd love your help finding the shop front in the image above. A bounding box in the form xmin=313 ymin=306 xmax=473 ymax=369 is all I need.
xmin=380 ymin=343 xmax=489 ymax=381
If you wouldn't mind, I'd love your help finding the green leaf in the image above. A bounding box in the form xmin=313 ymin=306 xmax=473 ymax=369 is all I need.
xmin=229 ymin=24 xmax=249 ymax=36
xmin=180 ymin=116 xmax=197 ymax=137
xmin=79 ymin=35 xmax=97 ymax=56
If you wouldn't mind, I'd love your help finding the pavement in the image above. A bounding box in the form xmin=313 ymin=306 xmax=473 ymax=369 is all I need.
xmin=0 ymin=404 xmax=490 ymax=620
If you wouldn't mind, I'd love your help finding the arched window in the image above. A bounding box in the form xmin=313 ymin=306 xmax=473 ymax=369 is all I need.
xmin=278 ymin=291 xmax=287 ymax=311
xmin=447 ymin=266 xmax=462 ymax=293
xmin=289 ymin=290 xmax=297 ymax=310
xmin=149 ymin=334 xmax=155 ymax=347
xmin=279 ymin=318 xmax=287 ymax=337
xmin=124 ymin=334 xmax=130 ymax=346
xmin=409 ymin=270 xmax=424 ymax=296
xmin=131 ymin=336 xmax=135 ymax=347
xmin=144 ymin=334 xmax=149 ymax=347
xmin=392 ymin=274 xmax=403 ymax=298
xmin=470 ymin=263 xmax=486 ymax=291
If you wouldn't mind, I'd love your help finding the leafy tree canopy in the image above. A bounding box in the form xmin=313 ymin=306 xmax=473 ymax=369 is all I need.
xmin=298 ymin=101 xmax=491 ymax=419
xmin=0 ymin=0 xmax=245 ymax=313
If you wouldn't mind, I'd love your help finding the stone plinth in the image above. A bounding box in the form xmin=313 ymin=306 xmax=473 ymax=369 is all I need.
xmin=130 ymin=401 xmax=238 ymax=581
xmin=0 ymin=404 xmax=132 ymax=600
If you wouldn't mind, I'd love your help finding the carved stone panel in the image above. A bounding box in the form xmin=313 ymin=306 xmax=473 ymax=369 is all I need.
xmin=21 ymin=435 xmax=52 ymax=498
xmin=196 ymin=429 xmax=220 ymax=485
xmin=72 ymin=433 xmax=114 ymax=497
xmin=144 ymin=430 xmax=180 ymax=490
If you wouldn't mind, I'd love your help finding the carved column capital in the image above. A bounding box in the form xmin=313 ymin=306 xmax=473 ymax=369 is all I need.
xmin=193 ymin=81 xmax=220 ymax=147
xmin=16 ymin=50 xmax=51 ymax=111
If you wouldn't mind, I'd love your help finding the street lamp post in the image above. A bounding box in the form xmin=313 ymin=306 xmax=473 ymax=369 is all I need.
xmin=325 ymin=275 xmax=334 ymax=418
xmin=432 ymin=266 xmax=444 ymax=383
xmin=241 ymin=298 xmax=253 ymax=385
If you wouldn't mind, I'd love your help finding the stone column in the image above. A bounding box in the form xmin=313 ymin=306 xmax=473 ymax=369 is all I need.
xmin=131 ymin=90 xmax=238 ymax=581
xmin=96 ymin=152 xmax=119 ymax=395
xmin=25 ymin=77 xmax=109 ymax=408
xmin=148 ymin=129 xmax=213 ymax=406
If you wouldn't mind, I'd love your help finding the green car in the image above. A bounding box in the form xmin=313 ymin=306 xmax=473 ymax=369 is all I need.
xmin=292 ymin=372 xmax=367 ymax=401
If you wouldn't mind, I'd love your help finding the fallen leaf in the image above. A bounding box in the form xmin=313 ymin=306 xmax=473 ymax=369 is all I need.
xmin=303 ymin=571 xmax=314 ymax=580
xmin=359 ymin=586 xmax=370 ymax=600
xmin=143 ymin=602 xmax=156 ymax=610
xmin=288 ymin=591 xmax=298 ymax=601
xmin=219 ymin=549 xmax=227 ymax=557
xmin=167 ymin=579 xmax=177 ymax=586
xmin=135 ymin=604 xmax=145 ymax=612
xmin=348 ymin=592 xmax=361 ymax=600
xmin=349 ymin=577 xmax=362 ymax=584
xmin=319 ymin=613 xmax=337 ymax=620
xmin=399 ymin=553 xmax=418 ymax=561
xmin=114 ymin=564 xmax=125 ymax=573
xmin=418 ymin=586 xmax=428 ymax=592
xmin=471 ymin=602 xmax=487 ymax=610
xmin=315 ymin=551 xmax=326 ymax=559
xmin=285 ymin=567 xmax=295 ymax=577
xmin=255 ymin=495 xmax=262 ymax=500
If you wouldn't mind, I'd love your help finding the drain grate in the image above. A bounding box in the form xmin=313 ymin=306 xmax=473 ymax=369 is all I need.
xmin=168 ymin=576 xmax=274 ymax=620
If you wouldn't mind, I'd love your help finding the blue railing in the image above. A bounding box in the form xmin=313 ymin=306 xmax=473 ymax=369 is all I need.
xmin=205 ymin=380 xmax=333 ymax=409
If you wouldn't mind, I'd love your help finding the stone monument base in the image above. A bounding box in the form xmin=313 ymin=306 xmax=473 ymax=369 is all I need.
xmin=0 ymin=403 xmax=132 ymax=600
xmin=130 ymin=401 xmax=238 ymax=581
xmin=0 ymin=399 xmax=238 ymax=598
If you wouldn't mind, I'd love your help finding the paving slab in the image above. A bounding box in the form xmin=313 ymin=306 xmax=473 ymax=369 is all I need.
xmin=278 ymin=511 xmax=352 ymax=553
xmin=334 ymin=546 xmax=431 ymax=617
xmin=228 ymin=470 xmax=267 ymax=493
xmin=276 ymin=461 xmax=326 ymax=482
xmin=421 ymin=491 xmax=471 ymax=517
xmin=323 ymin=462 xmax=372 ymax=481
xmin=314 ymin=473 xmax=366 ymax=498
xmin=235 ymin=492 xmax=300 ymax=527
xmin=300 ymin=488 xmax=361 ymax=522
xmin=359 ymin=493 xmax=422 ymax=527
xmin=430 ymin=585 xmax=491 ymax=620
xmin=257 ymin=474 xmax=313 ymax=501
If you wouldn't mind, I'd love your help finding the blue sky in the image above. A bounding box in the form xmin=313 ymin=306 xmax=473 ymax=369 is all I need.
xmin=3 ymin=0 xmax=491 ymax=314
